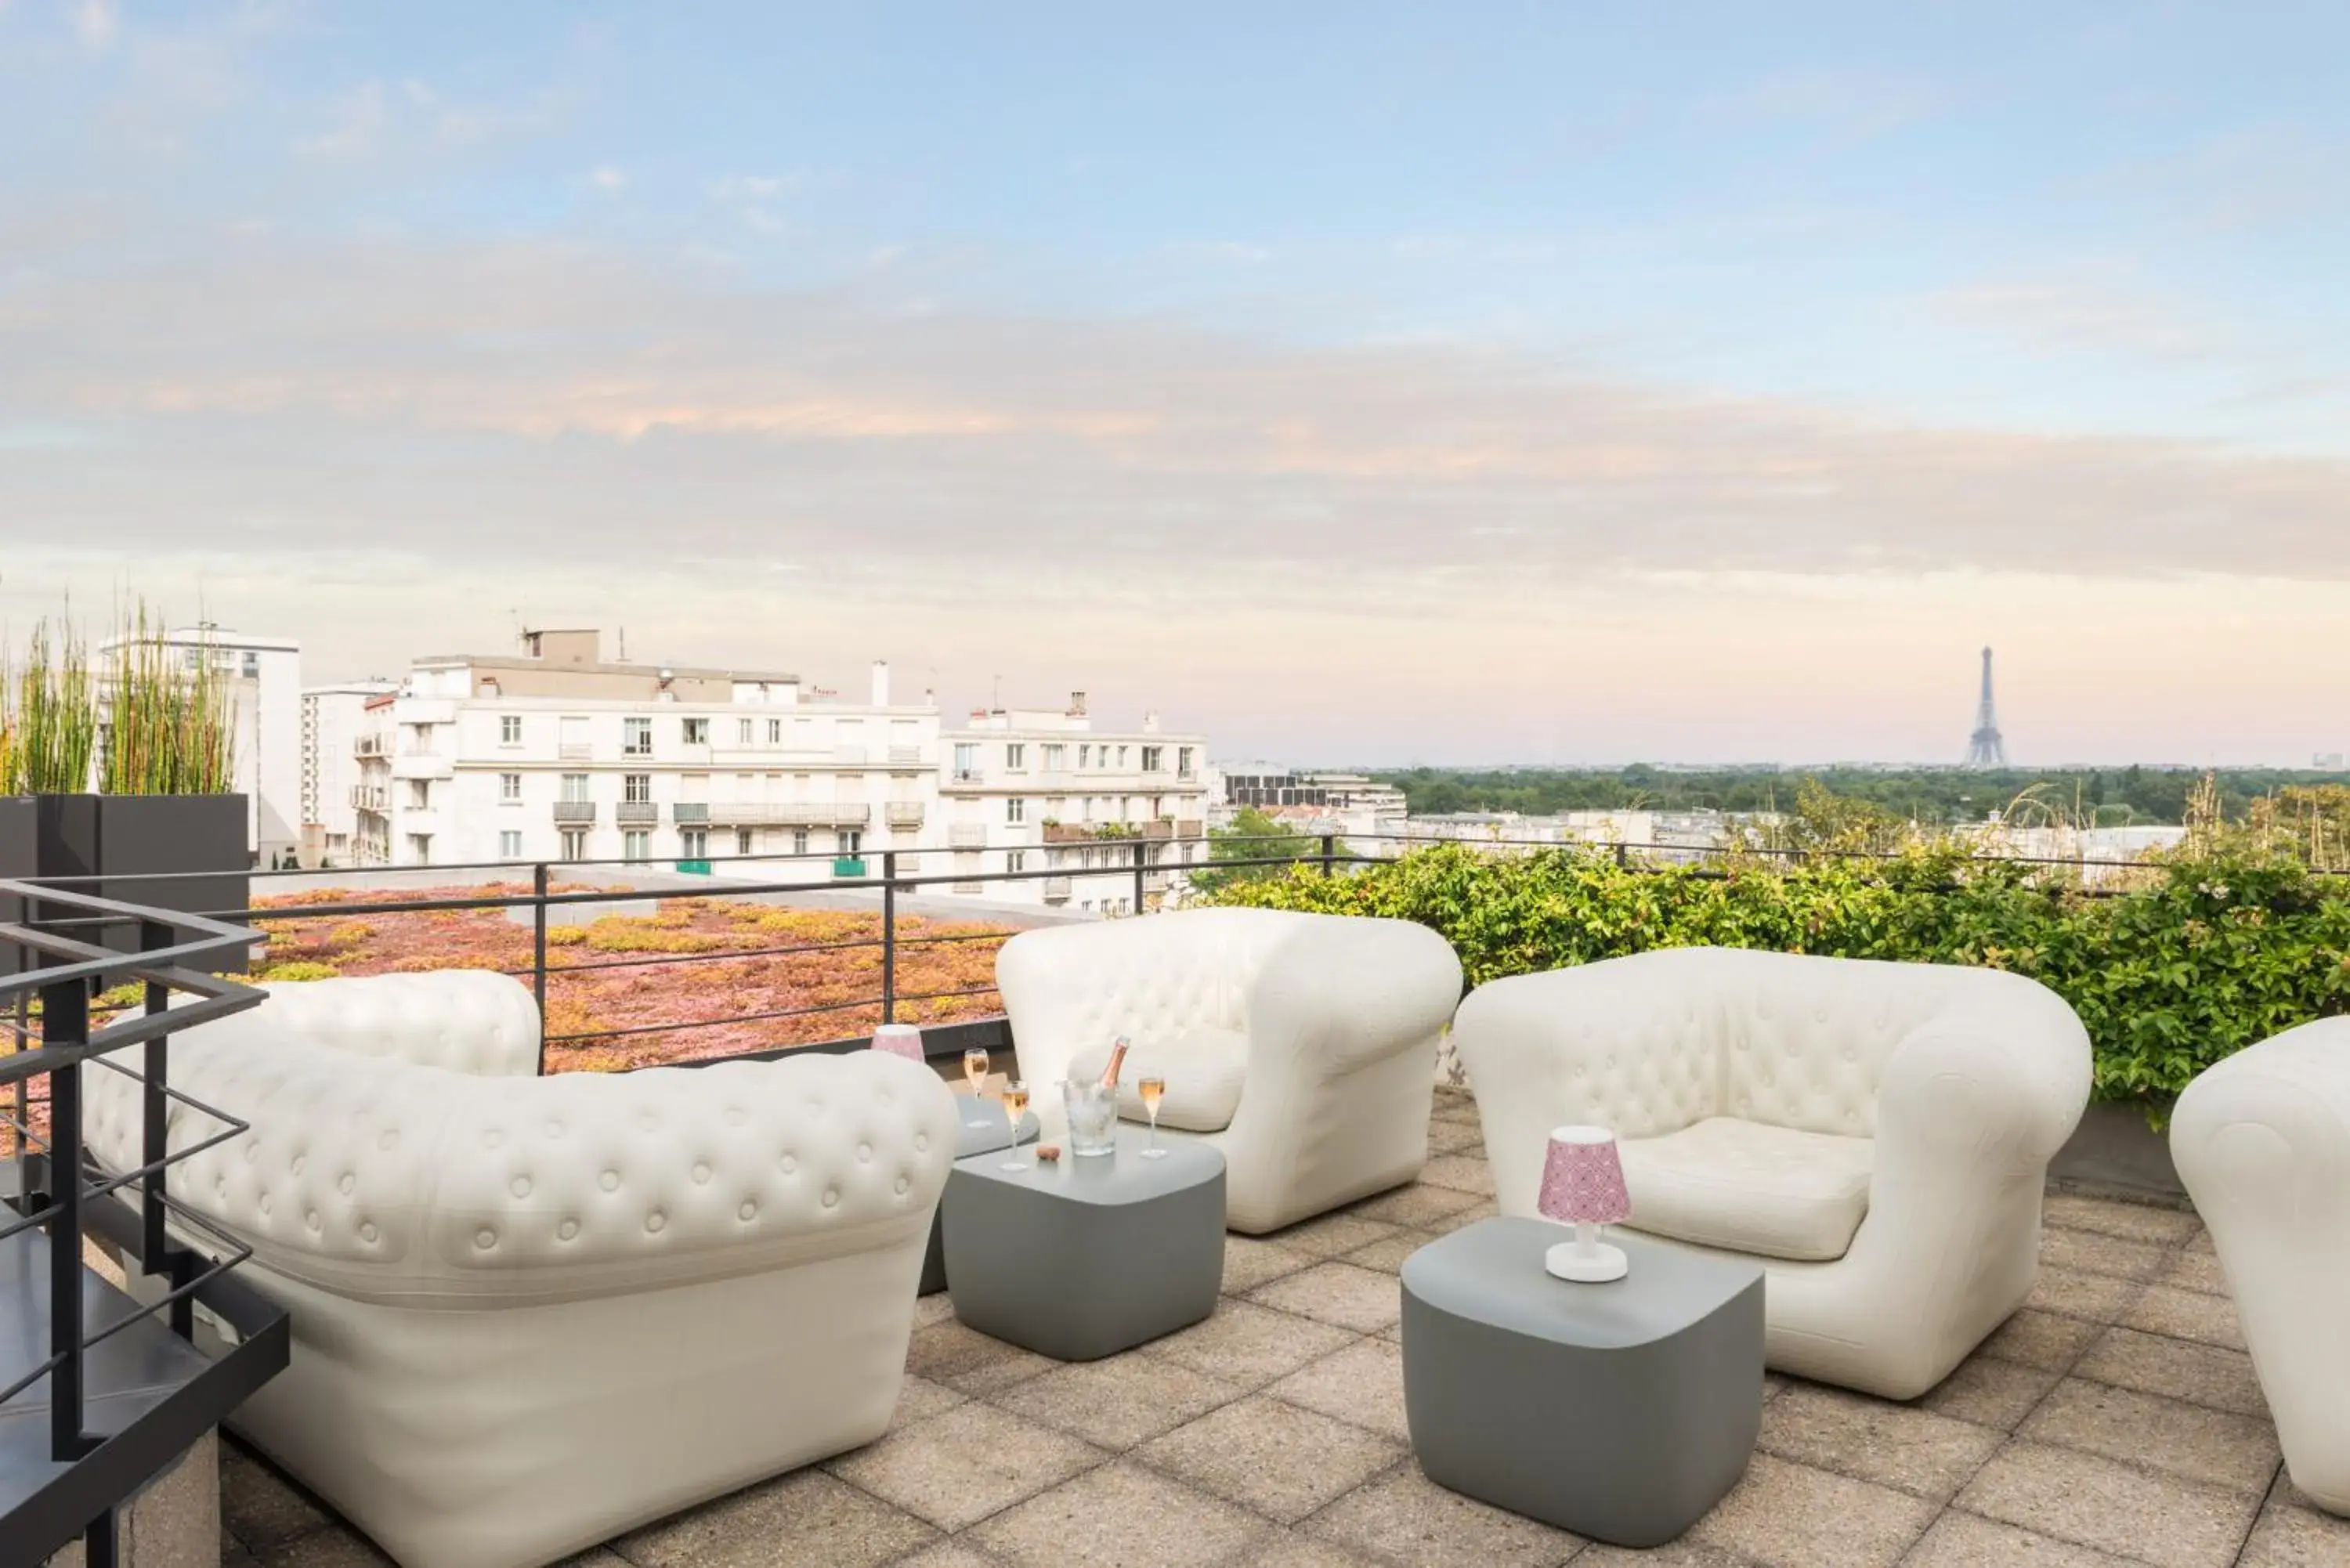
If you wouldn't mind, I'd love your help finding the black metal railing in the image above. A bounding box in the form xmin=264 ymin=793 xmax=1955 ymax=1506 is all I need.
xmin=1 ymin=880 xmax=289 ymax=1566
xmin=19 ymin=826 xmax=2319 ymax=1082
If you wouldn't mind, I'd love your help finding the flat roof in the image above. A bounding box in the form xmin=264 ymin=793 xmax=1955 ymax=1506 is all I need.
xmin=414 ymin=653 xmax=801 ymax=684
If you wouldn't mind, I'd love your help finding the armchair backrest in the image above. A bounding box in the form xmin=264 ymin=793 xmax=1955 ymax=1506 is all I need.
xmin=1720 ymin=951 xmax=1981 ymax=1139
xmin=173 ymin=970 xmax=544 ymax=1077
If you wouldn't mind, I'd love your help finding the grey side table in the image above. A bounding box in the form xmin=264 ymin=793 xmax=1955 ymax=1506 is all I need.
xmin=941 ymin=1124 xmax=1224 ymax=1360
xmin=1401 ymin=1218 xmax=1763 ymax=1548
xmin=921 ymin=1100 xmax=1040 ymax=1295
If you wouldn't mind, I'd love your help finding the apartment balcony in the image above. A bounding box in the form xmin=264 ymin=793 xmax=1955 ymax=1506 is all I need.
xmin=1041 ymin=876 xmax=1072 ymax=902
xmin=352 ymin=733 xmax=388 ymax=758
xmin=700 ymin=802 xmax=873 ymax=828
xmin=390 ymin=752 xmax=452 ymax=780
xmin=615 ymin=801 xmax=659 ymax=826
xmin=559 ymin=742 xmax=593 ymax=761
xmin=885 ymin=800 xmax=926 ymax=828
xmin=349 ymin=785 xmax=389 ymax=813
xmin=887 ymin=746 xmax=926 ymax=768
xmin=942 ymin=770 xmax=986 ymax=791
xmin=552 ymin=801 xmax=597 ymax=824
xmin=835 ymin=745 xmax=870 ymax=765
xmin=1175 ymin=818 xmax=1205 ymax=839
xmin=672 ymin=803 xmax=712 ymax=825
xmin=948 ymin=824 xmax=989 ymax=849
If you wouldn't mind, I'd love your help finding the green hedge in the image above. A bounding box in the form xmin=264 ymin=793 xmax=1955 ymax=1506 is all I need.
xmin=1203 ymin=844 xmax=2350 ymax=1115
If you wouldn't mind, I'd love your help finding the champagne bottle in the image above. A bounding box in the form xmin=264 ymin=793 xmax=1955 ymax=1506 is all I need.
xmin=1099 ymin=1035 xmax=1131 ymax=1089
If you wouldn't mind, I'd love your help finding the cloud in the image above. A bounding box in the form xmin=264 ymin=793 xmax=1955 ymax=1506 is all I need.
xmin=1930 ymin=275 xmax=2233 ymax=363
xmin=73 ymin=0 xmax=118 ymax=52
xmin=295 ymin=77 xmax=563 ymax=160
xmin=591 ymin=165 xmax=626 ymax=190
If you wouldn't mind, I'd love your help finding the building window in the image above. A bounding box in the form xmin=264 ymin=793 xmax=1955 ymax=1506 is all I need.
xmin=735 ymin=717 xmax=751 ymax=745
xmin=499 ymin=830 xmax=522 ymax=858
xmin=792 ymin=829 xmax=810 ymax=856
xmin=498 ymin=714 xmax=522 ymax=746
xmin=1043 ymin=743 xmax=1065 ymax=771
xmin=1178 ymin=746 xmax=1195 ymax=779
xmin=499 ymin=772 xmax=522 ymax=802
xmin=1006 ymin=742 xmax=1027 ymax=771
xmin=1007 ymin=850 xmax=1026 ymax=874
xmin=1117 ymin=745 xmax=1130 ymax=768
xmin=683 ymin=717 xmax=710 ymax=745
xmin=768 ymin=718 xmax=783 ymax=744
xmin=624 ymin=774 xmax=652 ymax=804
xmin=1079 ymin=744 xmax=1091 ymax=769
xmin=839 ymin=829 xmax=862 ymax=857
xmin=560 ymin=772 xmax=590 ymax=803
xmin=1142 ymin=746 xmax=1163 ymax=773
xmin=559 ymin=829 xmax=586 ymax=861
xmin=623 ymin=717 xmax=652 ymax=755
xmin=681 ymin=828 xmax=708 ymax=859
xmin=736 ymin=828 xmax=754 ymax=856
xmin=241 ymin=649 xmax=260 ymax=679
xmin=408 ymin=780 xmax=430 ymax=809
xmin=1007 ymin=797 xmax=1026 ymax=824
xmin=953 ymin=742 xmax=980 ymax=781
xmin=624 ymin=830 xmax=650 ymax=862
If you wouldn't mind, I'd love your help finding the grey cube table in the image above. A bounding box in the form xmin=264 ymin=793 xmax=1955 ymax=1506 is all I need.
xmin=941 ymin=1124 xmax=1224 ymax=1360
xmin=920 ymin=1099 xmax=1040 ymax=1295
xmin=1401 ymin=1218 xmax=1764 ymax=1548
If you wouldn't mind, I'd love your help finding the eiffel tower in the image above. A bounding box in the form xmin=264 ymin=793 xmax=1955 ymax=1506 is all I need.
xmin=1965 ymin=646 xmax=2007 ymax=768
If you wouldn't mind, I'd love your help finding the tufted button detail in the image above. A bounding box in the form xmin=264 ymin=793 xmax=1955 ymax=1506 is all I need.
xmin=599 ymin=1169 xmax=620 ymax=1191
xmin=894 ymin=1175 xmax=909 ymax=1195
xmin=306 ymin=1210 xmax=321 ymax=1232
xmin=914 ymin=1133 xmax=929 ymax=1153
xmin=557 ymin=1219 xmax=580 ymax=1241
xmin=692 ymin=1162 xmax=711 ymax=1185
xmin=360 ymin=1221 xmax=379 ymax=1244
xmin=724 ymin=1106 xmax=747 ymax=1127
xmin=378 ymin=1131 xmax=399 ymax=1151
xmin=821 ymin=1187 xmax=839 ymax=1209
xmin=511 ymin=1176 xmax=533 ymax=1198
xmin=291 ymin=1154 xmax=307 ymax=1176
xmin=338 ymin=1172 xmax=356 ymax=1195
xmin=638 ymin=1112 xmax=660 ymax=1133
xmin=244 ymin=1144 xmax=258 ymax=1163
xmin=857 ymin=1142 xmax=872 ymax=1163
xmin=779 ymin=1154 xmax=797 ymax=1175
xmin=645 ymin=1210 xmax=667 ymax=1234
xmin=475 ymin=1227 xmax=497 ymax=1249
xmin=483 ymin=1129 xmax=504 ymax=1149
xmin=258 ymin=1193 xmax=273 ymax=1216
xmin=738 ymin=1201 xmax=758 ymax=1221
xmin=544 ymin=1119 xmax=565 ymax=1138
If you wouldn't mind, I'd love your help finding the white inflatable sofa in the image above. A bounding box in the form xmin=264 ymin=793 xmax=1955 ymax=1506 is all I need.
xmin=82 ymin=970 xmax=957 ymax=1568
xmin=995 ymin=907 xmax=1463 ymax=1234
xmin=1452 ymin=947 xmax=2091 ymax=1398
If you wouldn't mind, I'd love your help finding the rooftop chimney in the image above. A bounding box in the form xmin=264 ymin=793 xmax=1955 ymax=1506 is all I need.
xmin=1142 ymin=710 xmax=1161 ymax=734
xmin=1069 ymin=690 xmax=1088 ymax=717
xmin=871 ymin=659 xmax=891 ymax=707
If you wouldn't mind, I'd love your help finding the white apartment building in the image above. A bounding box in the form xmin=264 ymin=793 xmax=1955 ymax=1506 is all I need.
xmin=97 ymin=625 xmax=302 ymax=867
xmin=349 ymin=630 xmax=938 ymax=871
xmin=940 ymin=694 xmax=1211 ymax=914
xmin=301 ymin=679 xmax=400 ymax=867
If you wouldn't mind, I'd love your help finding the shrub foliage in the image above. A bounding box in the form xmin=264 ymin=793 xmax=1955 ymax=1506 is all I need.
xmin=1204 ymin=844 xmax=2350 ymax=1112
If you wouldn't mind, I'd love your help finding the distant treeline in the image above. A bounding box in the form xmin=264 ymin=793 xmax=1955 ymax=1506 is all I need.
xmin=1372 ymin=766 xmax=2350 ymax=827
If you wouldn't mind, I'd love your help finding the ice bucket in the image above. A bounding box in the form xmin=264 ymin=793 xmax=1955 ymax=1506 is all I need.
xmin=1061 ymin=1079 xmax=1119 ymax=1157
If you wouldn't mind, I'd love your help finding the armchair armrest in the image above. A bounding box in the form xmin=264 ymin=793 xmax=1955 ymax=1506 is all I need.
xmin=1246 ymin=916 xmax=1460 ymax=1074
xmin=251 ymin=970 xmax=544 ymax=1078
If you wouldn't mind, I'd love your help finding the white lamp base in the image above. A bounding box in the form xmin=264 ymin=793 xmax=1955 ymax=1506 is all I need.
xmin=1546 ymin=1239 xmax=1629 ymax=1283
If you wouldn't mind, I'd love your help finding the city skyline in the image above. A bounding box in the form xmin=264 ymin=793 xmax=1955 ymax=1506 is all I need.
xmin=2 ymin=4 xmax=2345 ymax=764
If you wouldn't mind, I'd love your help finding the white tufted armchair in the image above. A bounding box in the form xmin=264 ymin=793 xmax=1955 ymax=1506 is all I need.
xmin=83 ymin=971 xmax=959 ymax=1568
xmin=2171 ymin=1017 xmax=2350 ymax=1515
xmin=1452 ymin=947 xmax=2092 ymax=1398
xmin=996 ymin=908 xmax=1464 ymax=1233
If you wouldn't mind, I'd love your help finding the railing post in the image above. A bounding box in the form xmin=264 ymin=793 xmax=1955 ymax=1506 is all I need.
xmin=532 ymin=862 xmax=549 ymax=1077
xmin=1133 ymin=842 xmax=1147 ymax=915
xmin=1615 ymin=840 xmax=1629 ymax=869
xmin=1320 ymin=833 xmax=1336 ymax=879
xmin=880 ymin=851 xmax=897 ymax=1025
xmin=42 ymin=973 xmax=89 ymax=1462
xmin=137 ymin=917 xmax=183 ymax=1331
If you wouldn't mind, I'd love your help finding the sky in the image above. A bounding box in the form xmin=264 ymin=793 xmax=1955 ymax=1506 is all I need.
xmin=2 ymin=2 xmax=2346 ymax=767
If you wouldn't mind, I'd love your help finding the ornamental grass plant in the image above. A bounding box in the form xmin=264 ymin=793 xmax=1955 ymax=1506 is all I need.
xmin=0 ymin=602 xmax=236 ymax=795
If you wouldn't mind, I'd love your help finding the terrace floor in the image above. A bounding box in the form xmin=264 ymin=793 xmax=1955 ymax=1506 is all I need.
xmin=219 ymin=1088 xmax=2348 ymax=1568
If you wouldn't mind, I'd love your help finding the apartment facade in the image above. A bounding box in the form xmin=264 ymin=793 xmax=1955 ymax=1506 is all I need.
xmin=939 ymin=695 xmax=1211 ymax=914
xmin=349 ymin=630 xmax=938 ymax=871
xmin=96 ymin=625 xmax=302 ymax=867
xmin=301 ymin=679 xmax=400 ymax=867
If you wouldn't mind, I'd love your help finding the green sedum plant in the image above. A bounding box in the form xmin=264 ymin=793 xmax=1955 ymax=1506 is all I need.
xmin=1203 ymin=841 xmax=2350 ymax=1118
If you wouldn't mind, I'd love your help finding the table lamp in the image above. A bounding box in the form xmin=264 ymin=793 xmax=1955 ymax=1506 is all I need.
xmin=1538 ymin=1125 xmax=1631 ymax=1282
xmin=872 ymin=1024 xmax=924 ymax=1063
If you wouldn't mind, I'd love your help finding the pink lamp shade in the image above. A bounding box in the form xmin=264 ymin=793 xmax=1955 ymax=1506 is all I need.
xmin=1538 ymin=1125 xmax=1632 ymax=1283
xmin=871 ymin=1024 xmax=925 ymax=1063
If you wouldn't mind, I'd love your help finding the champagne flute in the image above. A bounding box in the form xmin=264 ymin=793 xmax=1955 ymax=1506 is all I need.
xmin=1138 ymin=1075 xmax=1168 ymax=1158
xmin=998 ymin=1081 xmax=1032 ymax=1169
xmin=963 ymin=1047 xmax=991 ymax=1127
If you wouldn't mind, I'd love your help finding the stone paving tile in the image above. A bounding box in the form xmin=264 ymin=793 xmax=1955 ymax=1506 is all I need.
xmin=2021 ymin=1378 xmax=2282 ymax=1495
xmin=1955 ymin=1440 xmax=2264 ymax=1568
xmin=1135 ymin=1395 xmax=1406 ymax=1523
xmin=1415 ymin=1155 xmax=1498 ymax=1196
xmin=1417 ymin=1198 xmax=1500 ymax=1236
xmin=1429 ymin=1094 xmax=1482 ymax=1125
xmin=964 ymin=1460 xmax=1269 ymax=1568
xmin=2073 ymin=1327 xmax=2269 ymax=1418
xmin=2028 ymin=1265 xmax=2149 ymax=1324
xmin=989 ymin=1353 xmax=1245 ymax=1452
xmin=1424 ymin=1118 xmax=1484 ymax=1154
xmin=2041 ymin=1226 xmax=2175 ymax=1283
xmin=1247 ymin=1261 xmax=1405 ymax=1334
xmin=1573 ymin=1541 xmax=1752 ymax=1567
xmin=254 ymin=1531 xmax=395 ymax=1566
xmin=1267 ymin=1212 xmax=1406 ymax=1259
xmin=906 ymin=1319 xmax=1061 ymax=1396
xmin=1345 ymin=1183 xmax=1489 ymax=1229
xmin=1236 ymin=1534 xmax=1395 ymax=1567
xmin=613 ymin=1468 xmax=936 ymax=1568
xmin=2159 ymin=1246 xmax=2232 ymax=1298
xmin=1220 ymin=1234 xmax=1318 ymax=1294
xmin=891 ymin=1373 xmax=971 ymax=1430
xmin=1917 ymin=1355 xmax=2066 ymax=1431
xmin=826 ymin=1402 xmax=1105 ymax=1532
xmin=1267 ymin=1336 xmax=1411 ymax=1443
xmin=2124 ymin=1283 xmax=2247 ymax=1351
xmin=1984 ymin=1308 xmax=2109 ymax=1371
xmin=889 ymin=1542 xmax=1007 ymax=1568
xmin=550 ymin=1552 xmax=632 ymax=1568
xmin=1685 ymin=1451 xmax=1936 ymax=1567
xmin=1300 ymin=1461 xmax=1584 ymax=1568
xmin=1138 ymin=1299 xmax=1357 ymax=1388
xmin=913 ymin=1292 xmax=960 ymax=1329
xmin=1340 ymin=1230 xmax=1431 ymax=1274
xmin=1756 ymin=1382 xmax=2005 ymax=1501
xmin=2043 ymin=1194 xmax=2205 ymax=1246
xmin=219 ymin=1441 xmax=337 ymax=1553
xmin=1903 ymin=1510 xmax=2139 ymax=1566
xmin=2239 ymin=1490 xmax=2350 ymax=1566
